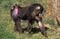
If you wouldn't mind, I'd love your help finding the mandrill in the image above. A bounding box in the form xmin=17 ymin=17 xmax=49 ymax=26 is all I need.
xmin=10 ymin=3 xmax=47 ymax=37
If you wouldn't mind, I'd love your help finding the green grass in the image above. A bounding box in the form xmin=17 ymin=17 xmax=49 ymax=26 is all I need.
xmin=0 ymin=0 xmax=60 ymax=39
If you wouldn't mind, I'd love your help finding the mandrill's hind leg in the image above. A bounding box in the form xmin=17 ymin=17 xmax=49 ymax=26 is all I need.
xmin=14 ymin=18 xmax=22 ymax=33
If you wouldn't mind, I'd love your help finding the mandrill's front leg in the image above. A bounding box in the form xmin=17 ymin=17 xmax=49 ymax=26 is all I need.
xmin=38 ymin=21 xmax=47 ymax=37
xmin=36 ymin=14 xmax=47 ymax=37
xmin=14 ymin=18 xmax=22 ymax=33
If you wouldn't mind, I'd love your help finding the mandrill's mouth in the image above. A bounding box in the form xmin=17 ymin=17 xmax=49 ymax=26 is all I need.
xmin=35 ymin=13 xmax=42 ymax=21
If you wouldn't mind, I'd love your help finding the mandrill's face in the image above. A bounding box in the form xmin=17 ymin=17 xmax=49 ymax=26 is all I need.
xmin=32 ymin=6 xmax=40 ymax=17
xmin=32 ymin=6 xmax=42 ymax=20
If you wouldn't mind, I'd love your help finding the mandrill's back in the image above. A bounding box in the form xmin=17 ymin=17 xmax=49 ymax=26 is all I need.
xmin=11 ymin=3 xmax=44 ymax=20
xmin=18 ymin=3 xmax=44 ymax=20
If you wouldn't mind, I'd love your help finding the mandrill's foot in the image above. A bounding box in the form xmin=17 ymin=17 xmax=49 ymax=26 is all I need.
xmin=27 ymin=28 xmax=32 ymax=33
xmin=41 ymin=31 xmax=48 ymax=37
xmin=14 ymin=27 xmax=23 ymax=33
xmin=27 ymin=26 xmax=32 ymax=33
xmin=40 ymin=27 xmax=48 ymax=37
xmin=14 ymin=26 xmax=18 ymax=32
xmin=18 ymin=28 xmax=23 ymax=33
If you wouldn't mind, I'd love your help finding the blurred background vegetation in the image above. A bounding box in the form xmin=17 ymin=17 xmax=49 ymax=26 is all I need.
xmin=0 ymin=0 xmax=60 ymax=39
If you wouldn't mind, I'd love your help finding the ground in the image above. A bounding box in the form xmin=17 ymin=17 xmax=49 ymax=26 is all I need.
xmin=0 ymin=0 xmax=60 ymax=39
